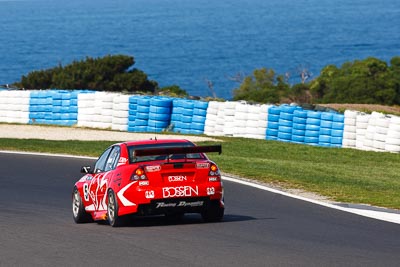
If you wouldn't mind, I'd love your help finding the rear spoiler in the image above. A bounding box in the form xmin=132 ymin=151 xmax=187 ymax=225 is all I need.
xmin=134 ymin=145 xmax=222 ymax=157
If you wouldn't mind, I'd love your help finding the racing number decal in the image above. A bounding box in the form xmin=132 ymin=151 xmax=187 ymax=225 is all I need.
xmin=83 ymin=183 xmax=89 ymax=201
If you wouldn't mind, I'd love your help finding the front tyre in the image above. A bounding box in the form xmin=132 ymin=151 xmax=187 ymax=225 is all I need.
xmin=201 ymin=201 xmax=224 ymax=222
xmin=72 ymin=187 xmax=93 ymax=223
xmin=107 ymin=190 xmax=125 ymax=227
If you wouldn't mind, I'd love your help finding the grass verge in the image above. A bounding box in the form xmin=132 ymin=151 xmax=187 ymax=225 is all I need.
xmin=1 ymin=137 xmax=400 ymax=209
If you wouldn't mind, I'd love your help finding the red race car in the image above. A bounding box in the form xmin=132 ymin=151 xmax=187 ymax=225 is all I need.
xmin=72 ymin=139 xmax=224 ymax=226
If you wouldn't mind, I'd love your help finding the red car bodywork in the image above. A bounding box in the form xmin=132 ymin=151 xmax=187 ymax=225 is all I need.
xmin=72 ymin=139 xmax=224 ymax=226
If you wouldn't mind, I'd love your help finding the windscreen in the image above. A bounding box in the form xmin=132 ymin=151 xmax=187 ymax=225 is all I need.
xmin=128 ymin=142 xmax=204 ymax=163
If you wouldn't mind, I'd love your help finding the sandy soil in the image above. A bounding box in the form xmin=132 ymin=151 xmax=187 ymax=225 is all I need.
xmin=0 ymin=124 xmax=219 ymax=142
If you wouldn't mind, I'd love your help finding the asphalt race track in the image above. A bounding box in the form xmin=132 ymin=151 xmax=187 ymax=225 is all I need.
xmin=1 ymin=152 xmax=400 ymax=266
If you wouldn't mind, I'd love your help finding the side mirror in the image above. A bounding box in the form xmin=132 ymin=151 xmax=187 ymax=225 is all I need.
xmin=80 ymin=166 xmax=92 ymax=174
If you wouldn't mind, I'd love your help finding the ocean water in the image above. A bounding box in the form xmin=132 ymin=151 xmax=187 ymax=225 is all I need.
xmin=1 ymin=0 xmax=399 ymax=99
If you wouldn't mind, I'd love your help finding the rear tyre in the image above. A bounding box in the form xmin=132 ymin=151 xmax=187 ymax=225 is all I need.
xmin=201 ymin=201 xmax=224 ymax=222
xmin=107 ymin=190 xmax=125 ymax=227
xmin=72 ymin=187 xmax=93 ymax=223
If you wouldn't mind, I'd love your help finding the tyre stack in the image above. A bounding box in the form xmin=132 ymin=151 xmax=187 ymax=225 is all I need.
xmin=128 ymin=96 xmax=139 ymax=132
xmin=305 ymin=111 xmax=321 ymax=145
xmin=342 ymin=110 xmax=358 ymax=148
xmin=277 ymin=105 xmax=296 ymax=142
xmin=385 ymin=115 xmax=400 ymax=153
xmin=214 ymin=102 xmax=227 ymax=136
xmin=244 ymin=105 xmax=263 ymax=139
xmin=191 ymin=101 xmax=208 ymax=134
xmin=0 ymin=90 xmax=30 ymax=124
xmin=147 ymin=97 xmax=172 ymax=133
xmin=222 ymin=102 xmax=237 ymax=136
xmin=111 ymin=94 xmax=130 ymax=131
xmin=51 ymin=90 xmax=79 ymax=126
xmin=179 ymin=100 xmax=195 ymax=134
xmin=318 ymin=112 xmax=334 ymax=147
xmin=355 ymin=113 xmax=370 ymax=150
xmin=250 ymin=104 xmax=269 ymax=140
xmin=266 ymin=106 xmax=281 ymax=140
xmin=233 ymin=102 xmax=248 ymax=138
xmin=170 ymin=99 xmax=184 ymax=133
xmin=330 ymin=114 xmax=345 ymax=147
xmin=204 ymin=101 xmax=219 ymax=136
xmin=373 ymin=113 xmax=390 ymax=151
xmin=77 ymin=92 xmax=96 ymax=128
xmin=94 ymin=92 xmax=115 ymax=129
xmin=291 ymin=109 xmax=308 ymax=144
xmin=29 ymin=91 xmax=52 ymax=125
xmin=362 ymin=112 xmax=379 ymax=151
xmin=135 ymin=97 xmax=151 ymax=132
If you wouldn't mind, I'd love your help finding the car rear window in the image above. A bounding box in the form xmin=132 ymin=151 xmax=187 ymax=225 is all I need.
xmin=128 ymin=142 xmax=204 ymax=163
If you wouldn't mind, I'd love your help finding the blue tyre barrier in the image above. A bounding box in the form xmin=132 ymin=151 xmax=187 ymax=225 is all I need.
xmin=279 ymin=119 xmax=293 ymax=127
xmin=319 ymin=135 xmax=331 ymax=143
xmin=305 ymin=130 xmax=319 ymax=137
xmin=278 ymin=132 xmax=292 ymax=140
xmin=304 ymin=136 xmax=319 ymax=144
xmin=268 ymin=114 xmax=280 ymax=122
xmin=321 ymin=113 xmax=334 ymax=121
xmin=293 ymin=110 xmax=307 ymax=118
xmin=137 ymin=106 xmax=150 ymax=113
xmin=306 ymin=118 xmax=320 ymax=125
xmin=193 ymin=108 xmax=207 ymax=116
xmin=332 ymin=114 xmax=345 ymax=123
xmin=292 ymin=123 xmax=306 ymax=130
xmin=268 ymin=121 xmax=279 ymax=129
xmin=320 ymin=120 xmax=333 ymax=128
xmin=306 ymin=124 xmax=320 ymax=131
xmin=136 ymin=112 xmax=149 ymax=120
xmin=268 ymin=106 xmax=281 ymax=115
xmin=135 ymin=119 xmax=148 ymax=126
xmin=192 ymin=115 xmax=206 ymax=123
xmin=307 ymin=111 xmax=321 ymax=119
xmin=191 ymin=122 xmax=205 ymax=131
xmin=293 ymin=117 xmax=306 ymax=124
xmin=149 ymin=106 xmax=171 ymax=114
xmin=150 ymin=98 xmax=172 ymax=107
xmin=279 ymin=125 xmax=292 ymax=133
xmin=147 ymin=119 xmax=169 ymax=128
xmin=280 ymin=112 xmax=294 ymax=121
xmin=292 ymin=129 xmax=306 ymax=136
xmin=320 ymin=128 xmax=332 ymax=135
xmin=331 ymin=129 xmax=343 ymax=137
xmin=292 ymin=135 xmax=305 ymax=142
xmin=149 ymin=113 xmax=170 ymax=121
xmin=331 ymin=122 xmax=344 ymax=130
xmin=266 ymin=128 xmax=278 ymax=136
xmin=194 ymin=101 xmax=208 ymax=109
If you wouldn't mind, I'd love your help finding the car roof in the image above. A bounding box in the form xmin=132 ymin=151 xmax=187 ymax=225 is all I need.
xmin=123 ymin=139 xmax=192 ymax=147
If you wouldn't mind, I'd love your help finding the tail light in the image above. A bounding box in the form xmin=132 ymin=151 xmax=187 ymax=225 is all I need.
xmin=208 ymin=164 xmax=221 ymax=182
xmin=209 ymin=164 xmax=220 ymax=176
xmin=131 ymin=167 xmax=148 ymax=181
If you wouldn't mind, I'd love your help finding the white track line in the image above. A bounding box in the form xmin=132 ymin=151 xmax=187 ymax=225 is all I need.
xmin=222 ymin=176 xmax=400 ymax=225
xmin=1 ymin=150 xmax=399 ymax=225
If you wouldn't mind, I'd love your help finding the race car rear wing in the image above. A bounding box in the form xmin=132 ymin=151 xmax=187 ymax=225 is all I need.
xmin=134 ymin=145 xmax=222 ymax=157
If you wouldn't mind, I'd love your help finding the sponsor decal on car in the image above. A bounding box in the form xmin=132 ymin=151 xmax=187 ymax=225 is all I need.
xmin=146 ymin=165 xmax=161 ymax=172
xmin=117 ymin=157 xmax=128 ymax=166
xmin=207 ymin=187 xmax=215 ymax=195
xmin=196 ymin=163 xmax=210 ymax=169
xmin=155 ymin=201 xmax=204 ymax=209
xmin=139 ymin=181 xmax=149 ymax=186
xmin=168 ymin=175 xmax=187 ymax=182
xmin=162 ymin=186 xmax=199 ymax=198
xmin=145 ymin=190 xmax=155 ymax=199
